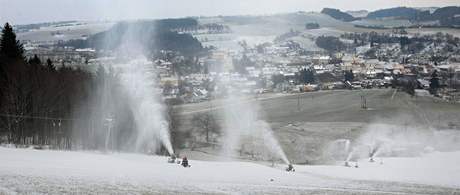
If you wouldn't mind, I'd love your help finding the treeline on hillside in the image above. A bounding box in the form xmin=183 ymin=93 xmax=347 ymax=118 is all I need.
xmin=323 ymin=6 xmax=460 ymax=27
xmin=0 ymin=23 xmax=169 ymax=152
xmin=366 ymin=7 xmax=428 ymax=21
xmin=366 ymin=6 xmax=460 ymax=26
xmin=341 ymin=31 xmax=460 ymax=54
xmin=315 ymin=36 xmax=346 ymax=52
xmin=60 ymin=18 xmax=205 ymax=56
xmin=305 ymin=23 xmax=320 ymax=29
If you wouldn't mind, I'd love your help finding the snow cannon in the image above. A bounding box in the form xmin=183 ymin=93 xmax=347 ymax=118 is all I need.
xmin=344 ymin=161 xmax=351 ymax=167
xmin=167 ymin=154 xmax=177 ymax=163
xmin=286 ymin=164 xmax=295 ymax=172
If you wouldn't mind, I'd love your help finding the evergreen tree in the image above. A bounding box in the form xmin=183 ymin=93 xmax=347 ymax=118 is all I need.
xmin=429 ymin=70 xmax=440 ymax=95
xmin=299 ymin=68 xmax=315 ymax=84
xmin=344 ymin=70 xmax=354 ymax=82
xmin=28 ymin=54 xmax=41 ymax=65
xmin=0 ymin=23 xmax=24 ymax=60
xmin=46 ymin=58 xmax=56 ymax=72
xmin=400 ymin=36 xmax=410 ymax=48
xmin=271 ymin=74 xmax=285 ymax=88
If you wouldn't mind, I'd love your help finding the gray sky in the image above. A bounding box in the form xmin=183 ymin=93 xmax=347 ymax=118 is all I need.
xmin=1 ymin=0 xmax=460 ymax=24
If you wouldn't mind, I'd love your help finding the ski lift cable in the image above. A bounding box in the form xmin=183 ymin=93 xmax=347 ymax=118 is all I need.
xmin=0 ymin=113 xmax=80 ymax=121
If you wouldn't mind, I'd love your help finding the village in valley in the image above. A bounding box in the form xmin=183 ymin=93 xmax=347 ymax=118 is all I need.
xmin=17 ymin=11 xmax=460 ymax=105
xmin=1 ymin=3 xmax=460 ymax=194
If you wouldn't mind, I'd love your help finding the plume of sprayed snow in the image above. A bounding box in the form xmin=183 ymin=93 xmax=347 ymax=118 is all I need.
xmin=118 ymin=58 xmax=173 ymax=155
xmin=325 ymin=122 xmax=460 ymax=163
xmin=325 ymin=139 xmax=351 ymax=161
xmin=78 ymin=22 xmax=174 ymax=155
xmin=110 ymin=23 xmax=173 ymax=155
xmin=218 ymin=82 xmax=289 ymax=164
xmin=256 ymin=121 xmax=290 ymax=164
xmin=220 ymin=94 xmax=255 ymax=158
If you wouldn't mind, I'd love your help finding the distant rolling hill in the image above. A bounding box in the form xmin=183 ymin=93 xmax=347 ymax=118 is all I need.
xmin=365 ymin=6 xmax=460 ymax=27
xmin=321 ymin=8 xmax=357 ymax=22
xmin=366 ymin=7 xmax=429 ymax=20
xmin=60 ymin=19 xmax=205 ymax=56
xmin=320 ymin=6 xmax=460 ymax=28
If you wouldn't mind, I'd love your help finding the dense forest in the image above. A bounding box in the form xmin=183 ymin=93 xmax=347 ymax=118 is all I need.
xmin=315 ymin=36 xmax=346 ymax=52
xmin=60 ymin=18 xmax=205 ymax=57
xmin=1 ymin=23 xmax=93 ymax=148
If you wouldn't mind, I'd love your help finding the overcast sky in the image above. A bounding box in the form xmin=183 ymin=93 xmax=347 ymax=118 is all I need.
xmin=1 ymin=0 xmax=460 ymax=24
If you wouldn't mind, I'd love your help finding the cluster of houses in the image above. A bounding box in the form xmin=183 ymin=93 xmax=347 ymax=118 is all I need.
xmin=147 ymin=36 xmax=460 ymax=103
xmin=23 ymin=43 xmax=96 ymax=66
xmin=210 ymin=38 xmax=457 ymax=99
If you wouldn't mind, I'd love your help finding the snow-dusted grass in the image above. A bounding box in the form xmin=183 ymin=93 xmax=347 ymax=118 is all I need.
xmin=0 ymin=147 xmax=458 ymax=194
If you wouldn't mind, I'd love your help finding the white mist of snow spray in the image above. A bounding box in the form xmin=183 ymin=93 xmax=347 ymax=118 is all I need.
xmin=117 ymin=58 xmax=174 ymax=155
xmin=346 ymin=149 xmax=354 ymax=162
xmin=344 ymin=139 xmax=350 ymax=154
xmin=333 ymin=122 xmax=460 ymax=162
xmin=256 ymin=121 xmax=290 ymax=164
xmin=324 ymin=139 xmax=353 ymax=162
xmin=88 ymin=22 xmax=174 ymax=155
xmin=333 ymin=139 xmax=351 ymax=154
xmin=219 ymin=82 xmax=289 ymax=164
xmin=220 ymin=94 xmax=251 ymax=158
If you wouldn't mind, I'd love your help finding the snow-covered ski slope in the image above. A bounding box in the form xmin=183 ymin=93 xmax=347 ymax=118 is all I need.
xmin=0 ymin=147 xmax=459 ymax=194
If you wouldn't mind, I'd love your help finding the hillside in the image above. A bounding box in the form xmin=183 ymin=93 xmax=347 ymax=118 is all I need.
xmin=60 ymin=18 xmax=205 ymax=56
xmin=317 ymin=6 xmax=460 ymax=28
xmin=365 ymin=6 xmax=460 ymax=26
xmin=173 ymin=89 xmax=460 ymax=164
xmin=366 ymin=7 xmax=429 ymax=20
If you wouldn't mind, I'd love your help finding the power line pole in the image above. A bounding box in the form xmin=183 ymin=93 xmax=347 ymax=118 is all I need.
xmin=360 ymin=90 xmax=367 ymax=110
xmin=297 ymin=93 xmax=301 ymax=112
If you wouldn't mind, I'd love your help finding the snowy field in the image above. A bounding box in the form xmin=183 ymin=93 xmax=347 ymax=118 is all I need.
xmin=0 ymin=147 xmax=459 ymax=194
xmin=297 ymin=151 xmax=460 ymax=188
xmin=17 ymin=22 xmax=114 ymax=42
